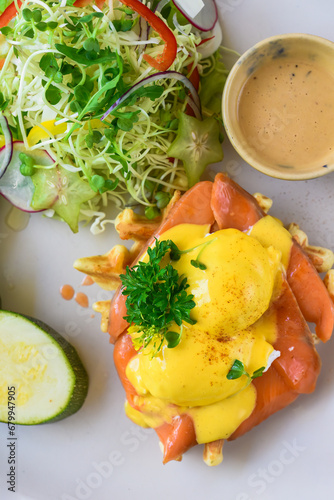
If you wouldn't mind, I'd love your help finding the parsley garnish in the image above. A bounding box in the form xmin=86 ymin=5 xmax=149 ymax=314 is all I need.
xmin=227 ymin=359 xmax=265 ymax=381
xmin=120 ymin=239 xmax=197 ymax=356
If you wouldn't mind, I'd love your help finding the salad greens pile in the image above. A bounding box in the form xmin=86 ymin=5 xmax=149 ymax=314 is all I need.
xmin=0 ymin=0 xmax=228 ymax=233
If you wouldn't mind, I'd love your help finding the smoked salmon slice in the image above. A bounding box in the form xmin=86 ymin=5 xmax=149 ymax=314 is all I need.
xmin=108 ymin=181 xmax=215 ymax=343
xmin=113 ymin=332 xmax=138 ymax=407
xmin=229 ymin=365 xmax=298 ymax=440
xmin=273 ymin=279 xmax=321 ymax=393
xmin=211 ymin=172 xmax=334 ymax=343
xmin=211 ymin=172 xmax=265 ymax=231
xmin=288 ymin=243 xmax=334 ymax=342
xmin=155 ymin=415 xmax=197 ymax=464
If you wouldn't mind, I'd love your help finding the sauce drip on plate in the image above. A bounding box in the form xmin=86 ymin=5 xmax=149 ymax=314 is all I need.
xmin=60 ymin=284 xmax=75 ymax=301
xmin=75 ymin=292 xmax=89 ymax=308
xmin=81 ymin=275 xmax=94 ymax=286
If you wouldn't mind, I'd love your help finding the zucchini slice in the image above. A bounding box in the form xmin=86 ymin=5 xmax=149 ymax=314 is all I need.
xmin=0 ymin=310 xmax=89 ymax=425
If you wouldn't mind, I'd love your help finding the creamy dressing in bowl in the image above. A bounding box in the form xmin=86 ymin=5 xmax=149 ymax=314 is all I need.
xmin=223 ymin=34 xmax=334 ymax=179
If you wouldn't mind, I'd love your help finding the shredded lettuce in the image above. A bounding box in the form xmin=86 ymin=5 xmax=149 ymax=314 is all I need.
xmin=0 ymin=0 xmax=227 ymax=233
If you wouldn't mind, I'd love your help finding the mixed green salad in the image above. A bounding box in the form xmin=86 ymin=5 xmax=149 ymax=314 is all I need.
xmin=0 ymin=0 xmax=228 ymax=233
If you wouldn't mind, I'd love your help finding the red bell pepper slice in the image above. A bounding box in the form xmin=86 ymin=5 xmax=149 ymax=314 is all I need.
xmin=0 ymin=1 xmax=22 ymax=29
xmin=197 ymin=36 xmax=215 ymax=47
xmin=118 ymin=0 xmax=177 ymax=71
xmin=74 ymin=0 xmax=106 ymax=7
xmin=74 ymin=0 xmax=93 ymax=6
xmin=188 ymin=65 xmax=200 ymax=91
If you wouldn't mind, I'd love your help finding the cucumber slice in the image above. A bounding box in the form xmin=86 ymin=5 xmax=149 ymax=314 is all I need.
xmin=0 ymin=141 xmax=54 ymax=212
xmin=0 ymin=310 xmax=89 ymax=425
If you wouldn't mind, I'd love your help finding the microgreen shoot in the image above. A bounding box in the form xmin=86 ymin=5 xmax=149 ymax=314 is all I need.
xmin=145 ymin=206 xmax=160 ymax=220
xmin=120 ymin=238 xmax=196 ymax=356
xmin=154 ymin=191 xmax=171 ymax=209
xmin=0 ymin=26 xmax=13 ymax=36
xmin=22 ymin=8 xmax=33 ymax=22
xmin=20 ymin=7 xmax=53 ymax=36
xmin=45 ymin=85 xmax=62 ymax=105
xmin=113 ymin=19 xmax=133 ymax=32
xmin=19 ymin=153 xmax=36 ymax=177
xmin=39 ymin=54 xmax=63 ymax=82
xmin=85 ymin=130 xmax=102 ymax=148
xmin=169 ymin=237 xmax=216 ymax=270
xmin=226 ymin=360 xmax=266 ymax=381
xmin=89 ymin=174 xmax=119 ymax=194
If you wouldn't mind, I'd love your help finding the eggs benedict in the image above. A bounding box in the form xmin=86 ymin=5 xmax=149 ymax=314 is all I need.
xmin=74 ymin=174 xmax=333 ymax=465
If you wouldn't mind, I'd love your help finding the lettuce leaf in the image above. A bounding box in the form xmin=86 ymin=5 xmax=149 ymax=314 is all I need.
xmin=0 ymin=1 xmax=13 ymax=15
xmin=199 ymin=50 xmax=229 ymax=116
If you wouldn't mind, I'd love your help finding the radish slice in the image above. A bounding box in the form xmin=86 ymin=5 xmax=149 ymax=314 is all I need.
xmin=0 ymin=142 xmax=54 ymax=213
xmin=171 ymin=0 xmax=218 ymax=32
xmin=197 ymin=21 xmax=223 ymax=58
xmin=173 ymin=0 xmax=204 ymax=19
xmin=101 ymin=71 xmax=202 ymax=121
xmin=0 ymin=115 xmax=13 ymax=179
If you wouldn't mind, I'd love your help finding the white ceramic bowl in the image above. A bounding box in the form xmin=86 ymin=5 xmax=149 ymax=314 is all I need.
xmin=222 ymin=33 xmax=334 ymax=180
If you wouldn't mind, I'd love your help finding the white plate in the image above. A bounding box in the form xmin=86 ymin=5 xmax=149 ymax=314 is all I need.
xmin=1 ymin=1 xmax=334 ymax=499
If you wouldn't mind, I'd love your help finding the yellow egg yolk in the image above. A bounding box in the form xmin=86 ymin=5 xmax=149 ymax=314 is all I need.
xmin=125 ymin=221 xmax=287 ymax=444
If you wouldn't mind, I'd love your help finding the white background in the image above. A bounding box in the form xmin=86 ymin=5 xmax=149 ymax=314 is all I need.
xmin=1 ymin=1 xmax=334 ymax=499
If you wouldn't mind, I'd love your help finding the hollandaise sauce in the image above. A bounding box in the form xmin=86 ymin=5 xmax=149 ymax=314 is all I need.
xmin=124 ymin=221 xmax=287 ymax=444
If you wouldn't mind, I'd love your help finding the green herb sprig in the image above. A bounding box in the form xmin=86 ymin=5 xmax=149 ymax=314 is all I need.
xmin=120 ymin=238 xmax=197 ymax=356
xmin=169 ymin=237 xmax=216 ymax=270
xmin=226 ymin=359 xmax=265 ymax=381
